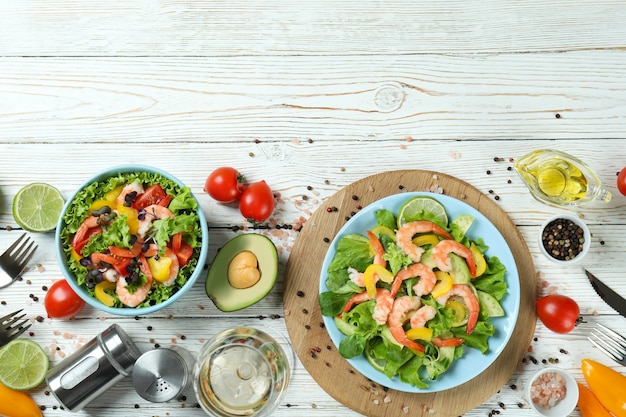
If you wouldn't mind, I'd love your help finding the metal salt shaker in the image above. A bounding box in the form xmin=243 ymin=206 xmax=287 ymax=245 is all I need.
xmin=45 ymin=324 xmax=141 ymax=412
xmin=132 ymin=346 xmax=196 ymax=403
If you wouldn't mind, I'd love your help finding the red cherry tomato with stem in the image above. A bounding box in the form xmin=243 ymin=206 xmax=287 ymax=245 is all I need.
xmin=536 ymin=294 xmax=581 ymax=334
xmin=617 ymin=166 xmax=626 ymax=196
xmin=204 ymin=167 xmax=246 ymax=203
xmin=239 ymin=180 xmax=275 ymax=222
xmin=44 ymin=279 xmax=86 ymax=319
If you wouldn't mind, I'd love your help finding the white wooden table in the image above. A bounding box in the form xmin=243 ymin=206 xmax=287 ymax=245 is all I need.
xmin=1 ymin=1 xmax=626 ymax=416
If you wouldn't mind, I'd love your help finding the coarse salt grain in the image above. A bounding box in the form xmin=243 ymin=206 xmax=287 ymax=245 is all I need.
xmin=530 ymin=372 xmax=567 ymax=409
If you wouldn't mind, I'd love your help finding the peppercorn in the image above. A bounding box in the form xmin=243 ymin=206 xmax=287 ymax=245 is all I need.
xmin=541 ymin=218 xmax=585 ymax=261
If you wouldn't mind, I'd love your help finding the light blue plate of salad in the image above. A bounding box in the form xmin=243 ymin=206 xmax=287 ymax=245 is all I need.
xmin=318 ymin=192 xmax=520 ymax=393
xmin=55 ymin=164 xmax=209 ymax=316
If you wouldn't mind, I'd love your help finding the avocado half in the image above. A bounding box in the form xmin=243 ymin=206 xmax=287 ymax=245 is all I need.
xmin=205 ymin=234 xmax=278 ymax=312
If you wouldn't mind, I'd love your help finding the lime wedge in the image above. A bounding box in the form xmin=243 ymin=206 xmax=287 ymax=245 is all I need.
xmin=0 ymin=339 xmax=49 ymax=390
xmin=397 ymin=196 xmax=448 ymax=228
xmin=12 ymin=183 xmax=64 ymax=232
xmin=451 ymin=213 xmax=475 ymax=235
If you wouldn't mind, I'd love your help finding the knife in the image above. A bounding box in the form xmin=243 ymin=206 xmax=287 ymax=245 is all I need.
xmin=585 ymin=269 xmax=626 ymax=318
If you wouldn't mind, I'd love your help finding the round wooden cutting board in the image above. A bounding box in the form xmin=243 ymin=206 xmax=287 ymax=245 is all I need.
xmin=284 ymin=170 xmax=537 ymax=417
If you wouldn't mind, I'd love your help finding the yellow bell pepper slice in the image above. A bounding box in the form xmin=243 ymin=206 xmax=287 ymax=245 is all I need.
xmin=431 ymin=271 xmax=454 ymax=298
xmin=89 ymin=199 xmax=112 ymax=215
xmin=116 ymin=204 xmax=140 ymax=235
xmin=406 ymin=327 xmax=433 ymax=341
xmin=105 ymin=185 xmax=124 ymax=203
xmin=412 ymin=234 xmax=440 ymax=248
xmin=148 ymin=256 xmax=173 ymax=283
xmin=371 ymin=225 xmax=396 ymax=240
xmin=446 ymin=300 xmax=468 ymax=327
xmin=470 ymin=243 xmax=487 ymax=277
xmin=363 ymin=264 xmax=394 ymax=298
xmin=70 ymin=248 xmax=82 ymax=263
xmin=95 ymin=281 xmax=116 ymax=307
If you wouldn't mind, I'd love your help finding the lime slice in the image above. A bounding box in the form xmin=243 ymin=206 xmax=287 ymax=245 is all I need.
xmin=451 ymin=213 xmax=475 ymax=235
xmin=397 ymin=196 xmax=448 ymax=228
xmin=12 ymin=183 xmax=65 ymax=232
xmin=0 ymin=339 xmax=49 ymax=390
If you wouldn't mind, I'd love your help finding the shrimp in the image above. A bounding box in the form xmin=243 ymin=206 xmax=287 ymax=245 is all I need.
xmin=388 ymin=296 xmax=425 ymax=352
xmin=435 ymin=284 xmax=480 ymax=334
xmin=340 ymin=288 xmax=394 ymax=325
xmin=116 ymin=181 xmax=144 ymax=206
xmin=431 ymin=239 xmax=477 ymax=278
xmin=390 ymin=263 xmax=437 ymax=297
xmin=348 ymin=267 xmax=366 ymax=287
xmin=160 ymin=248 xmax=180 ymax=287
xmin=137 ymin=204 xmax=174 ymax=238
xmin=409 ymin=305 xmax=436 ymax=329
xmin=117 ymin=272 xmax=153 ymax=308
xmin=396 ymin=220 xmax=454 ymax=263
xmin=366 ymin=230 xmax=386 ymax=266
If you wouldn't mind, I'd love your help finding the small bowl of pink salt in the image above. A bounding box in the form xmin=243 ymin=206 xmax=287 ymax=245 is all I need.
xmin=526 ymin=367 xmax=579 ymax=416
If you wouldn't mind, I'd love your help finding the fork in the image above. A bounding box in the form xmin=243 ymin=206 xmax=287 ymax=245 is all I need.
xmin=588 ymin=323 xmax=626 ymax=366
xmin=0 ymin=309 xmax=32 ymax=348
xmin=0 ymin=233 xmax=38 ymax=288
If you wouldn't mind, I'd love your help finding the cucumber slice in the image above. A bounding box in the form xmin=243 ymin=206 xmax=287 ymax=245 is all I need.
xmin=451 ymin=213 xmax=475 ymax=235
xmin=334 ymin=316 xmax=357 ymax=336
xmin=477 ymin=290 xmax=505 ymax=317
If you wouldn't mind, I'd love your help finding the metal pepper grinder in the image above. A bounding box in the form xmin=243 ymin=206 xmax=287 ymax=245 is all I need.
xmin=45 ymin=324 xmax=141 ymax=412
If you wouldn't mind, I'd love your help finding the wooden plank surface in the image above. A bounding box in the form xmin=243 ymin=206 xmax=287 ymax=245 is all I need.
xmin=2 ymin=1 xmax=626 ymax=416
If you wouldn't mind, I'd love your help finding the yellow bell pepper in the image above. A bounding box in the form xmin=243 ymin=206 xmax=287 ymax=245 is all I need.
xmin=577 ymin=382 xmax=613 ymax=417
xmin=446 ymin=300 xmax=468 ymax=327
xmin=581 ymin=358 xmax=626 ymax=417
xmin=469 ymin=243 xmax=487 ymax=277
xmin=88 ymin=199 xmax=112 ymax=215
xmin=148 ymin=256 xmax=173 ymax=283
xmin=412 ymin=233 xmax=440 ymax=248
xmin=371 ymin=225 xmax=396 ymax=240
xmin=105 ymin=185 xmax=124 ymax=203
xmin=116 ymin=204 xmax=140 ymax=234
xmin=70 ymin=248 xmax=82 ymax=262
xmin=406 ymin=327 xmax=433 ymax=341
xmin=95 ymin=281 xmax=116 ymax=307
xmin=431 ymin=271 xmax=454 ymax=298
xmin=0 ymin=382 xmax=42 ymax=417
xmin=363 ymin=264 xmax=394 ymax=298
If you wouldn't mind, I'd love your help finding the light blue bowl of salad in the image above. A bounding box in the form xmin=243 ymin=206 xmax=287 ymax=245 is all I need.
xmin=55 ymin=165 xmax=209 ymax=316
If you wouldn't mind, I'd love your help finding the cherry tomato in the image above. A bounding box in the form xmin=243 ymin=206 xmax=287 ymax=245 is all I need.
xmin=536 ymin=294 xmax=580 ymax=333
xmin=239 ymin=180 xmax=275 ymax=222
xmin=44 ymin=279 xmax=86 ymax=319
xmin=204 ymin=167 xmax=246 ymax=203
xmin=617 ymin=166 xmax=626 ymax=196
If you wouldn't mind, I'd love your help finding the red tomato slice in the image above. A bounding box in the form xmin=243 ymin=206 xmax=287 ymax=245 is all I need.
xmin=132 ymin=184 xmax=168 ymax=209
xmin=175 ymin=241 xmax=194 ymax=267
xmin=170 ymin=232 xmax=183 ymax=253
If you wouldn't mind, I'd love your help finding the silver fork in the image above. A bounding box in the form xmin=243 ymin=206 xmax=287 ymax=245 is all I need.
xmin=0 ymin=233 xmax=38 ymax=288
xmin=588 ymin=323 xmax=626 ymax=366
xmin=0 ymin=309 xmax=32 ymax=348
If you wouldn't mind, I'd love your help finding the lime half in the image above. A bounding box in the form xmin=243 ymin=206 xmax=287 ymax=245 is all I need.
xmin=397 ymin=196 xmax=448 ymax=228
xmin=0 ymin=339 xmax=49 ymax=390
xmin=12 ymin=183 xmax=65 ymax=232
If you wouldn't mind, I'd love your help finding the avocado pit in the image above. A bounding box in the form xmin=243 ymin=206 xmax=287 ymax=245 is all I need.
xmin=228 ymin=250 xmax=261 ymax=289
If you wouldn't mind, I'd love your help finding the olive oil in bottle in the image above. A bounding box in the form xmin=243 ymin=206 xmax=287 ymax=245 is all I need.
xmin=515 ymin=149 xmax=611 ymax=207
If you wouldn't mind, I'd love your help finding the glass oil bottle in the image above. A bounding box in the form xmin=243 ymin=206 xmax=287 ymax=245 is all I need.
xmin=515 ymin=149 xmax=611 ymax=207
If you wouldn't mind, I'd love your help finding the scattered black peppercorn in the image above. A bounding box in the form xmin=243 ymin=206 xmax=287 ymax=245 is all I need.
xmin=297 ymin=290 xmax=305 ymax=297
